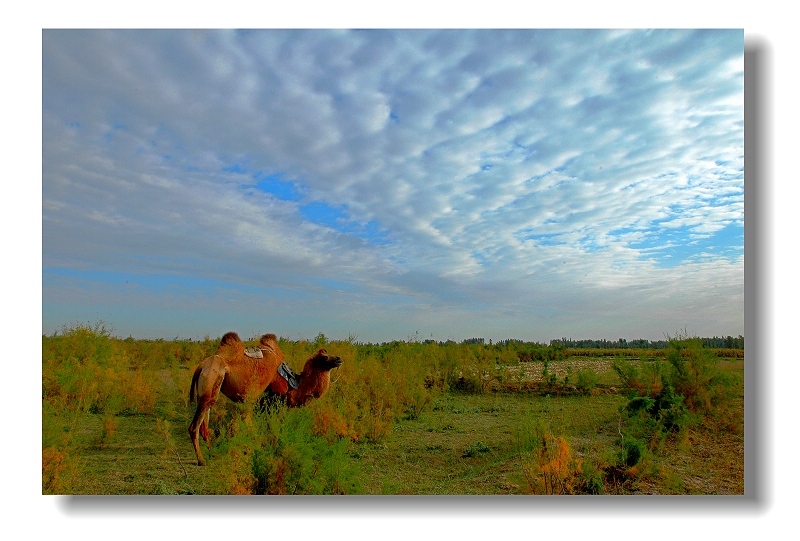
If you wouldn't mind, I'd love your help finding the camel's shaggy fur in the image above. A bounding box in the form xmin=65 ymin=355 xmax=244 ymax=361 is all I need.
xmin=188 ymin=333 xmax=343 ymax=466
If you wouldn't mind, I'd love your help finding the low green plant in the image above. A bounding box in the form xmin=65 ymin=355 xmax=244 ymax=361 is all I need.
xmin=91 ymin=414 xmax=118 ymax=448
xmin=609 ymin=332 xmax=741 ymax=487
xmin=575 ymin=369 xmax=599 ymax=395
xmin=156 ymin=418 xmax=188 ymax=477
xmin=614 ymin=334 xmax=737 ymax=432
xmin=660 ymin=469 xmax=686 ymax=494
xmin=42 ymin=401 xmax=81 ymax=494
xmin=620 ymin=435 xmax=646 ymax=467
xmin=664 ymin=335 xmax=741 ymax=425
xmin=578 ymin=456 xmax=607 ymax=494
xmin=207 ymin=402 xmax=361 ymax=495
xmin=513 ymin=411 xmax=591 ymax=494
xmin=462 ymin=441 xmax=491 ymax=458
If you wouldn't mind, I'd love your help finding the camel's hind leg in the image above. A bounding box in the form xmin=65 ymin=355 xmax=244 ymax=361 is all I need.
xmin=189 ymin=368 xmax=225 ymax=466
xmin=189 ymin=399 xmax=212 ymax=466
xmin=200 ymin=408 xmax=211 ymax=444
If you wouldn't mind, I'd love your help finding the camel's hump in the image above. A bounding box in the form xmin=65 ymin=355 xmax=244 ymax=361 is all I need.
xmin=220 ymin=332 xmax=242 ymax=346
xmin=260 ymin=333 xmax=278 ymax=345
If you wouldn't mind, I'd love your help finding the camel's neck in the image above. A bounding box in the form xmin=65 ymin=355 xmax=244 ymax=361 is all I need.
xmin=286 ymin=365 xmax=332 ymax=406
xmin=299 ymin=367 xmax=330 ymax=395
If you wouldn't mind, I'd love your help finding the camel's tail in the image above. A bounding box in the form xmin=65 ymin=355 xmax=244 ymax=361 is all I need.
xmin=189 ymin=364 xmax=203 ymax=404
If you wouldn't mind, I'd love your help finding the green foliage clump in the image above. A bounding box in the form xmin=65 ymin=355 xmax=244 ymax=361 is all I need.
xmin=323 ymin=348 xmax=402 ymax=441
xmin=42 ymin=400 xmax=81 ymax=494
xmin=42 ymin=323 xmax=216 ymax=493
xmin=514 ymin=412 xmax=591 ymax=494
xmin=620 ymin=436 xmax=646 ymax=467
xmin=611 ymin=332 xmax=742 ymax=475
xmin=462 ymin=440 xmax=491 ymax=458
xmin=664 ymin=336 xmax=741 ymax=420
xmin=207 ymin=403 xmax=361 ymax=495
xmin=575 ymin=369 xmax=600 ymax=395
xmin=41 ymin=322 xmax=207 ymax=417
xmin=518 ymin=343 xmax=566 ymax=363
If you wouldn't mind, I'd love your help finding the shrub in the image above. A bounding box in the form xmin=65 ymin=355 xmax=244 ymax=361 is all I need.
xmin=42 ymin=445 xmax=78 ymax=494
xmin=575 ymin=369 xmax=599 ymax=395
xmin=608 ymin=332 xmax=742 ymax=488
xmin=42 ymin=323 xmax=159 ymax=416
xmin=514 ymin=413 xmax=595 ymax=495
xmin=518 ymin=432 xmax=578 ymax=494
xmin=308 ymin=399 xmax=358 ymax=441
xmin=328 ymin=351 xmax=401 ymax=442
xmin=42 ymin=401 xmax=81 ymax=494
xmin=384 ymin=343 xmax=441 ymax=419
xmin=92 ymin=414 xmax=118 ymax=448
xmin=612 ymin=356 xmax=666 ymax=397
xmin=664 ymin=336 xmax=739 ymax=417
xmin=207 ymin=403 xmax=361 ymax=495
xmin=620 ymin=436 xmax=646 ymax=467
xmin=615 ymin=334 xmax=740 ymax=434
xmin=578 ymin=457 xmax=607 ymax=495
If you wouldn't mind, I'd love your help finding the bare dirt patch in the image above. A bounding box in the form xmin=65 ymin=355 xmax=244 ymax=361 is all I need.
xmin=502 ymin=357 xmax=629 ymax=382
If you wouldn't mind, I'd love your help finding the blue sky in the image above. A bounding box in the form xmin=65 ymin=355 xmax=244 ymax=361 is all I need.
xmin=42 ymin=29 xmax=744 ymax=342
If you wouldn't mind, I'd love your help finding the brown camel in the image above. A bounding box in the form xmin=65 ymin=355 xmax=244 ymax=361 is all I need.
xmin=188 ymin=332 xmax=343 ymax=466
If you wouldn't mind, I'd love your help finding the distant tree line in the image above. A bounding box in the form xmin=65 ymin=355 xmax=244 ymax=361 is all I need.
xmin=418 ymin=335 xmax=744 ymax=350
xmin=332 ymin=334 xmax=744 ymax=350
xmin=549 ymin=335 xmax=744 ymax=350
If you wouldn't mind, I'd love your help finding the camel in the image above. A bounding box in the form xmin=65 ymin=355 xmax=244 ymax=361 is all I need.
xmin=188 ymin=331 xmax=343 ymax=466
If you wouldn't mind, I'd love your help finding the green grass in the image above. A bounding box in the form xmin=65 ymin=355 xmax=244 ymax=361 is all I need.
xmin=63 ymin=413 xmax=210 ymax=495
xmin=43 ymin=326 xmax=744 ymax=495
xmin=352 ymin=393 xmax=627 ymax=494
xmin=59 ymin=390 xmax=740 ymax=495
xmin=54 ymin=386 xmax=744 ymax=494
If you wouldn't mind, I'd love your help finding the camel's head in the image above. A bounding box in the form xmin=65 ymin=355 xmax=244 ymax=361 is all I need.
xmin=309 ymin=348 xmax=343 ymax=372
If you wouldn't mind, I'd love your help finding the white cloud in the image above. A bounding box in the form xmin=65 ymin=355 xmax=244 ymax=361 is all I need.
xmin=42 ymin=29 xmax=744 ymax=341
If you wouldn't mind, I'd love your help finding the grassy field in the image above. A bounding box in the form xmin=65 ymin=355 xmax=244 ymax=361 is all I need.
xmin=42 ymin=325 xmax=744 ymax=495
xmin=57 ymin=387 xmax=743 ymax=495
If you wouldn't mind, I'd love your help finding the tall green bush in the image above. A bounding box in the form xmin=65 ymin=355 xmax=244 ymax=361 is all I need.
xmin=575 ymin=369 xmax=600 ymax=395
xmin=207 ymin=403 xmax=361 ymax=495
xmin=664 ymin=336 xmax=738 ymax=414
xmin=611 ymin=333 xmax=741 ymax=471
